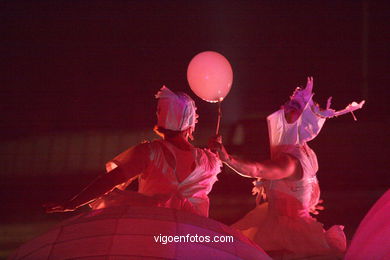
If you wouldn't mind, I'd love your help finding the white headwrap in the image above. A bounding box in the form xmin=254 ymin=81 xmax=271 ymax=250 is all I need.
xmin=267 ymin=96 xmax=326 ymax=147
xmin=267 ymin=83 xmax=327 ymax=147
xmin=267 ymin=81 xmax=365 ymax=148
xmin=155 ymin=86 xmax=197 ymax=131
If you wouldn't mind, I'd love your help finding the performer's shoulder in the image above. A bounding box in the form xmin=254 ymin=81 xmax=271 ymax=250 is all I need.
xmin=142 ymin=139 xmax=173 ymax=154
xmin=129 ymin=139 xmax=158 ymax=154
xmin=138 ymin=139 xmax=160 ymax=148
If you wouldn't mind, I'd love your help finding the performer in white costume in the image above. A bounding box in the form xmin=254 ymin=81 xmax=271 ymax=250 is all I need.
xmin=210 ymin=77 xmax=364 ymax=258
xmin=46 ymin=86 xmax=221 ymax=217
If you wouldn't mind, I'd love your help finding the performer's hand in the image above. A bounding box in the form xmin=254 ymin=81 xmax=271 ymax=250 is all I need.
xmin=44 ymin=201 xmax=77 ymax=213
xmin=344 ymin=100 xmax=365 ymax=112
xmin=208 ymin=135 xmax=222 ymax=154
xmin=208 ymin=135 xmax=230 ymax=162
xmin=305 ymin=76 xmax=314 ymax=94
xmin=295 ymin=76 xmax=314 ymax=104
xmin=310 ymin=199 xmax=325 ymax=215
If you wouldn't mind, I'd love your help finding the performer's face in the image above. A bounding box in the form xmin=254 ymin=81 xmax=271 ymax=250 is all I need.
xmin=283 ymin=99 xmax=304 ymax=123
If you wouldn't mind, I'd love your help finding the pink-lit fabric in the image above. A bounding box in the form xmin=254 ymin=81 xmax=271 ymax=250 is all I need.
xmin=91 ymin=140 xmax=221 ymax=217
xmin=265 ymin=144 xmax=321 ymax=217
xmin=345 ymin=189 xmax=390 ymax=260
xmin=233 ymin=144 xmax=346 ymax=258
xmin=233 ymin=103 xmax=346 ymax=258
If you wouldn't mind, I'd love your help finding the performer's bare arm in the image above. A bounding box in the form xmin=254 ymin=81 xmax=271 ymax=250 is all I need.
xmin=223 ymin=153 xmax=298 ymax=180
xmin=209 ymin=137 xmax=299 ymax=180
xmin=45 ymin=143 xmax=148 ymax=213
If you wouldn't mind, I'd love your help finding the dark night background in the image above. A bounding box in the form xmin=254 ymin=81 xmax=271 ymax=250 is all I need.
xmin=1 ymin=1 xmax=389 ymax=258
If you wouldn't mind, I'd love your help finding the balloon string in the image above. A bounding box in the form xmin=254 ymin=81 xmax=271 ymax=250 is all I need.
xmin=216 ymin=101 xmax=222 ymax=135
xmin=351 ymin=111 xmax=357 ymax=121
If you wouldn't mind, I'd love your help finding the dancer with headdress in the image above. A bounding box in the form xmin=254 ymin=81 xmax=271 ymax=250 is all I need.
xmin=210 ymin=77 xmax=364 ymax=259
xmin=15 ymin=86 xmax=272 ymax=260
xmin=46 ymin=86 xmax=221 ymax=217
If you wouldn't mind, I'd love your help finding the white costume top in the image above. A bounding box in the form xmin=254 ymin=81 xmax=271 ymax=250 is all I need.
xmin=265 ymin=105 xmax=323 ymax=217
xmin=263 ymin=143 xmax=320 ymax=218
xmin=91 ymin=140 xmax=221 ymax=217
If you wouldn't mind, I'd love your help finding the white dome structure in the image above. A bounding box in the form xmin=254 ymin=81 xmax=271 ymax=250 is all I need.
xmin=10 ymin=206 xmax=271 ymax=260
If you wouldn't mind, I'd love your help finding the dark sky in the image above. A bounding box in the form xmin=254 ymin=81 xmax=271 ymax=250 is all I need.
xmin=2 ymin=0 xmax=389 ymax=138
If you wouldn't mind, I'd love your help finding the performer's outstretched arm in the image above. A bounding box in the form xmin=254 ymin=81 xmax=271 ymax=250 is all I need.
xmin=209 ymin=137 xmax=298 ymax=180
xmin=45 ymin=143 xmax=149 ymax=213
xmin=47 ymin=167 xmax=129 ymax=212
xmin=222 ymin=153 xmax=298 ymax=180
